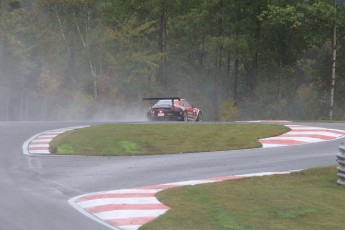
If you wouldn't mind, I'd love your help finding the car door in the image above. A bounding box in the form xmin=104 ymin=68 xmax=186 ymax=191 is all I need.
xmin=182 ymin=100 xmax=194 ymax=120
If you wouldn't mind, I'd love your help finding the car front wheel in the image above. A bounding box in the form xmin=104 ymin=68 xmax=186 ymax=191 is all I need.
xmin=196 ymin=112 xmax=203 ymax=122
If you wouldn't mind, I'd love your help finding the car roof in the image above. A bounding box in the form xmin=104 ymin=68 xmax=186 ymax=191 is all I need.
xmin=156 ymin=99 xmax=185 ymax=103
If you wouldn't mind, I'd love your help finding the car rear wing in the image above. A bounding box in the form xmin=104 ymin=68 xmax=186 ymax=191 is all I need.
xmin=143 ymin=97 xmax=181 ymax=101
xmin=143 ymin=97 xmax=181 ymax=107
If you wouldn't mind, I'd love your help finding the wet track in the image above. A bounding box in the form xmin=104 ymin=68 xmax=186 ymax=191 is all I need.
xmin=1 ymin=121 xmax=345 ymax=230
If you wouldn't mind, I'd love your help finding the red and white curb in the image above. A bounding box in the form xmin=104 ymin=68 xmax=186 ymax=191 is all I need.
xmin=23 ymin=125 xmax=345 ymax=156
xmin=259 ymin=125 xmax=345 ymax=148
xmin=240 ymin=120 xmax=292 ymax=123
xmin=22 ymin=126 xmax=88 ymax=156
xmin=69 ymin=171 xmax=296 ymax=230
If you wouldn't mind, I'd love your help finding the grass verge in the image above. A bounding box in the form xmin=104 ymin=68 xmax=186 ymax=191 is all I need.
xmin=143 ymin=166 xmax=345 ymax=230
xmin=49 ymin=123 xmax=288 ymax=156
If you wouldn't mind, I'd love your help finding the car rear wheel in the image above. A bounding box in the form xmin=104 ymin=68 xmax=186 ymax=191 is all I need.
xmin=183 ymin=111 xmax=188 ymax=122
xmin=196 ymin=112 xmax=203 ymax=122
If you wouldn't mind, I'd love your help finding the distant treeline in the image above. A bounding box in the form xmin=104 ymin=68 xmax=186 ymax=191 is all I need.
xmin=0 ymin=0 xmax=344 ymax=121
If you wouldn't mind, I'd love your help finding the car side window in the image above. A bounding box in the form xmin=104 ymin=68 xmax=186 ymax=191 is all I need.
xmin=184 ymin=100 xmax=191 ymax=107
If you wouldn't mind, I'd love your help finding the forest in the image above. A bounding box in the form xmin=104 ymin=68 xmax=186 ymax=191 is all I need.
xmin=0 ymin=0 xmax=344 ymax=121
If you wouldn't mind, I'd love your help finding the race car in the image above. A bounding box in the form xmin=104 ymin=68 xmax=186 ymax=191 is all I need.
xmin=143 ymin=97 xmax=203 ymax=122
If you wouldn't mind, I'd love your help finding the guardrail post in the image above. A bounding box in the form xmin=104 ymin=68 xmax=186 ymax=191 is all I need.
xmin=337 ymin=143 xmax=345 ymax=185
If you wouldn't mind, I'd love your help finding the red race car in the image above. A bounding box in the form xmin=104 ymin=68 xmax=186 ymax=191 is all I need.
xmin=143 ymin=97 xmax=203 ymax=122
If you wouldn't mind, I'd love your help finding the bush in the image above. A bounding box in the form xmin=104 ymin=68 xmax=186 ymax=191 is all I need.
xmin=219 ymin=99 xmax=240 ymax=121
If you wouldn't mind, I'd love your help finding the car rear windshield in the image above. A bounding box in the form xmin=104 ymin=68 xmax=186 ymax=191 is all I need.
xmin=152 ymin=100 xmax=177 ymax=108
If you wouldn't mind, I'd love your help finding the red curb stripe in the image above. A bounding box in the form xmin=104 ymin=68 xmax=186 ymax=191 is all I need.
xmin=260 ymin=139 xmax=308 ymax=145
xmin=86 ymin=204 xmax=169 ymax=213
xmin=202 ymin=176 xmax=245 ymax=181
xmin=76 ymin=193 xmax=156 ymax=202
xmin=279 ymin=134 xmax=334 ymax=140
xmin=107 ymin=217 xmax=155 ymax=226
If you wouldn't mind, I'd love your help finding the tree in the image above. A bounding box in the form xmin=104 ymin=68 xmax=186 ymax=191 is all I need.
xmin=0 ymin=0 xmax=35 ymax=89
xmin=258 ymin=2 xmax=310 ymax=116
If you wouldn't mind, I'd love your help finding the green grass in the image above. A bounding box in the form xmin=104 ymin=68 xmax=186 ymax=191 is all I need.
xmin=49 ymin=123 xmax=289 ymax=156
xmin=142 ymin=167 xmax=345 ymax=230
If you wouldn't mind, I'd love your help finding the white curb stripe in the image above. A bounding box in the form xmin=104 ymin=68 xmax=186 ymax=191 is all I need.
xmin=285 ymin=131 xmax=342 ymax=137
xmin=29 ymin=144 xmax=49 ymax=148
xmin=161 ymin=180 xmax=215 ymax=186
xmin=239 ymin=120 xmax=292 ymax=123
xmin=78 ymin=197 xmax=162 ymax=209
xmin=262 ymin=144 xmax=286 ymax=148
xmin=29 ymin=150 xmax=50 ymax=154
xmin=37 ymin=135 xmax=58 ymax=138
xmin=86 ymin=189 xmax=163 ymax=194
xmin=31 ymin=139 xmax=52 ymax=143
xmin=95 ymin=210 xmax=168 ymax=220
xmin=121 ymin=225 xmax=140 ymax=230
xmin=264 ymin=137 xmax=330 ymax=142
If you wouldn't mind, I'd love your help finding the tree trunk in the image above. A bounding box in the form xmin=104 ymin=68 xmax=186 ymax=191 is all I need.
xmin=90 ymin=59 xmax=98 ymax=101
xmin=227 ymin=51 xmax=231 ymax=98
xmin=157 ymin=8 xmax=167 ymax=89
xmin=213 ymin=0 xmax=224 ymax=120
xmin=251 ymin=4 xmax=262 ymax=118
xmin=329 ymin=0 xmax=337 ymax=120
xmin=1 ymin=34 xmax=10 ymax=87
xmin=277 ymin=66 xmax=284 ymax=118
xmin=233 ymin=58 xmax=239 ymax=104
xmin=214 ymin=48 xmax=222 ymax=120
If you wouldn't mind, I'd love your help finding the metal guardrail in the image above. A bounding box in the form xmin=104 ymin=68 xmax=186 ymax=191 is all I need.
xmin=337 ymin=143 xmax=345 ymax=185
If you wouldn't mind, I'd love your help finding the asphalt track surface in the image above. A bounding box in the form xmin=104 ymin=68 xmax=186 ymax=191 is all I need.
xmin=1 ymin=121 xmax=345 ymax=230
